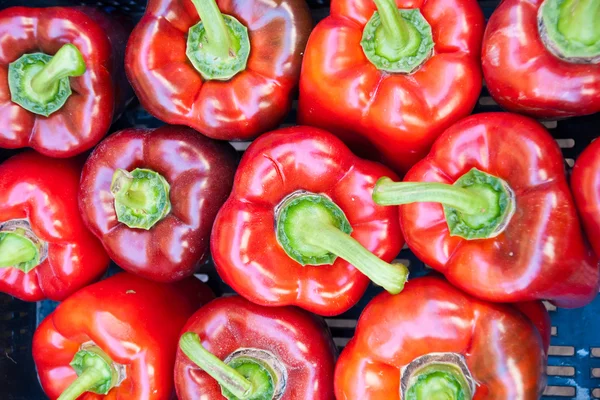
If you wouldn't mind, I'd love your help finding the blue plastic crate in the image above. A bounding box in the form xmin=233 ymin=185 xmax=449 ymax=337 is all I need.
xmin=0 ymin=0 xmax=598 ymax=399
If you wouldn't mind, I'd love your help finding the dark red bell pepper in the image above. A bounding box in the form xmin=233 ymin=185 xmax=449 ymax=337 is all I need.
xmin=212 ymin=126 xmax=406 ymax=316
xmin=572 ymin=139 xmax=600 ymax=257
xmin=372 ymin=112 xmax=599 ymax=307
xmin=79 ymin=125 xmax=237 ymax=282
xmin=0 ymin=7 xmax=133 ymax=157
xmin=335 ymin=276 xmax=549 ymax=399
xmin=175 ymin=295 xmax=336 ymax=399
xmin=482 ymin=0 xmax=600 ymax=118
xmin=33 ymin=272 xmax=214 ymax=400
xmin=514 ymin=301 xmax=552 ymax=353
xmin=0 ymin=152 xmax=109 ymax=302
xmin=125 ymin=0 xmax=312 ymax=141
xmin=298 ymin=0 xmax=484 ymax=174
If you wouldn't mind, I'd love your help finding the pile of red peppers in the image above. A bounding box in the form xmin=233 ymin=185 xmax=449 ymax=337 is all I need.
xmin=0 ymin=0 xmax=598 ymax=399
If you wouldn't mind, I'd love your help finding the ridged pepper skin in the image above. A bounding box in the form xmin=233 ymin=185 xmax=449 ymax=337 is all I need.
xmin=572 ymin=139 xmax=600 ymax=257
xmin=125 ymin=0 xmax=312 ymax=141
xmin=79 ymin=125 xmax=238 ymax=282
xmin=211 ymin=126 xmax=404 ymax=316
xmin=175 ymin=296 xmax=336 ymax=400
xmin=482 ymin=0 xmax=600 ymax=118
xmin=399 ymin=113 xmax=599 ymax=307
xmin=298 ymin=0 xmax=484 ymax=175
xmin=335 ymin=276 xmax=550 ymax=400
xmin=33 ymin=272 xmax=214 ymax=400
xmin=0 ymin=7 xmax=133 ymax=157
xmin=0 ymin=152 xmax=109 ymax=302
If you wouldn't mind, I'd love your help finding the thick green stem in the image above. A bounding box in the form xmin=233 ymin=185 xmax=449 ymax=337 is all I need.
xmin=186 ymin=0 xmax=250 ymax=80
xmin=361 ymin=1 xmax=433 ymax=73
xmin=0 ymin=230 xmax=38 ymax=269
xmin=30 ymin=44 xmax=85 ymax=95
xmin=308 ymin=224 xmax=409 ymax=294
xmin=8 ymin=44 xmax=86 ymax=116
xmin=58 ymin=346 xmax=118 ymax=400
xmin=557 ymin=0 xmax=600 ymax=47
xmin=373 ymin=169 xmax=515 ymax=240
xmin=276 ymin=192 xmax=408 ymax=294
xmin=373 ymin=0 xmax=411 ymax=51
xmin=373 ymin=179 xmax=488 ymax=214
xmin=111 ymin=168 xmax=171 ymax=230
xmin=191 ymin=0 xmax=234 ymax=58
xmin=58 ymin=368 xmax=108 ymax=400
xmin=180 ymin=332 xmax=255 ymax=399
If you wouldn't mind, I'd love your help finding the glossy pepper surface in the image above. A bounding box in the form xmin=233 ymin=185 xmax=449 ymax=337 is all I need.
xmin=212 ymin=126 xmax=406 ymax=316
xmin=482 ymin=0 xmax=600 ymax=118
xmin=0 ymin=152 xmax=109 ymax=302
xmin=33 ymin=272 xmax=214 ymax=400
xmin=298 ymin=0 xmax=484 ymax=174
xmin=0 ymin=7 xmax=133 ymax=157
xmin=79 ymin=125 xmax=238 ymax=282
xmin=372 ymin=113 xmax=599 ymax=307
xmin=125 ymin=0 xmax=312 ymax=141
xmin=175 ymin=295 xmax=336 ymax=400
xmin=335 ymin=276 xmax=550 ymax=400
xmin=572 ymin=139 xmax=600 ymax=257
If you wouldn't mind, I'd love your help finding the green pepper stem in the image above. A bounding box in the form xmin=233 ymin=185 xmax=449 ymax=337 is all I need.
xmin=57 ymin=368 xmax=107 ymax=400
xmin=557 ymin=0 xmax=600 ymax=46
xmin=372 ymin=178 xmax=489 ymax=215
xmin=191 ymin=0 xmax=235 ymax=58
xmin=30 ymin=44 xmax=85 ymax=95
xmin=373 ymin=0 xmax=410 ymax=48
xmin=276 ymin=193 xmax=408 ymax=294
xmin=180 ymin=332 xmax=254 ymax=399
xmin=308 ymin=224 xmax=408 ymax=294
xmin=58 ymin=346 xmax=118 ymax=400
xmin=0 ymin=230 xmax=38 ymax=269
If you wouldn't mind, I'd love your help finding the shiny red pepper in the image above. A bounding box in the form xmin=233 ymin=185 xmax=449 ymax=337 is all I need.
xmin=32 ymin=272 xmax=214 ymax=400
xmin=175 ymin=295 xmax=336 ymax=399
xmin=372 ymin=112 xmax=599 ymax=307
xmin=482 ymin=0 xmax=600 ymax=118
xmin=572 ymin=139 xmax=600 ymax=257
xmin=335 ymin=276 xmax=549 ymax=399
xmin=0 ymin=7 xmax=133 ymax=157
xmin=211 ymin=126 xmax=406 ymax=316
xmin=0 ymin=152 xmax=109 ymax=302
xmin=298 ymin=0 xmax=484 ymax=174
xmin=79 ymin=125 xmax=238 ymax=282
xmin=125 ymin=0 xmax=312 ymax=141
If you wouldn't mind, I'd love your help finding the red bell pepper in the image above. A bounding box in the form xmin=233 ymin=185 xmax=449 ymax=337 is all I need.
xmin=335 ymin=276 xmax=549 ymax=399
xmin=211 ymin=126 xmax=407 ymax=316
xmin=572 ymin=139 xmax=600 ymax=257
xmin=0 ymin=152 xmax=109 ymax=302
xmin=514 ymin=301 xmax=552 ymax=353
xmin=372 ymin=112 xmax=599 ymax=307
xmin=0 ymin=7 xmax=133 ymax=157
xmin=32 ymin=272 xmax=214 ymax=400
xmin=298 ymin=0 xmax=484 ymax=174
xmin=175 ymin=295 xmax=336 ymax=399
xmin=125 ymin=0 xmax=312 ymax=141
xmin=79 ymin=125 xmax=237 ymax=282
xmin=482 ymin=0 xmax=600 ymax=118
